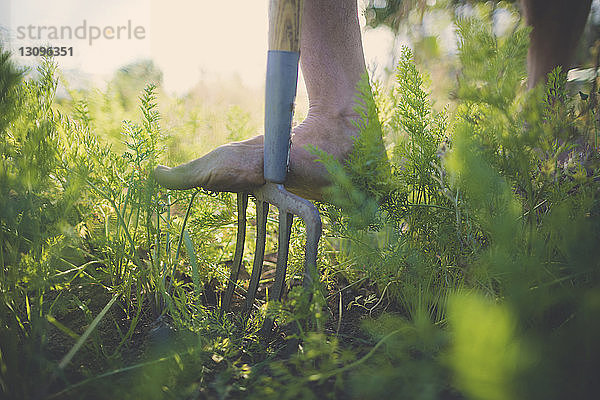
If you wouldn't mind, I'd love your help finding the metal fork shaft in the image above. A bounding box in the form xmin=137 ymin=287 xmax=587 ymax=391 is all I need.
xmin=254 ymin=184 xmax=322 ymax=287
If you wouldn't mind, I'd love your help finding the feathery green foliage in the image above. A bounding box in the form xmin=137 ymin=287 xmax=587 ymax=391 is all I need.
xmin=2 ymin=5 xmax=600 ymax=398
xmin=313 ymin=46 xmax=465 ymax=326
xmin=446 ymin=11 xmax=600 ymax=399
xmin=310 ymin=7 xmax=599 ymax=400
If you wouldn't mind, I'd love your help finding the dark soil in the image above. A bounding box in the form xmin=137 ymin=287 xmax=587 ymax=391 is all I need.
xmin=41 ymin=255 xmax=385 ymax=399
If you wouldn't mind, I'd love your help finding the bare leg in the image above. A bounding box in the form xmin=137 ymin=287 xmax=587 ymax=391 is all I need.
xmin=522 ymin=0 xmax=592 ymax=88
xmin=153 ymin=0 xmax=367 ymax=201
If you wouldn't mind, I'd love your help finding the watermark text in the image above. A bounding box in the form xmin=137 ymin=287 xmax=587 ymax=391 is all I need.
xmin=15 ymin=20 xmax=146 ymax=46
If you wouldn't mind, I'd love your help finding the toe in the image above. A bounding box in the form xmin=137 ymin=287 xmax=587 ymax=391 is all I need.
xmin=153 ymin=165 xmax=192 ymax=190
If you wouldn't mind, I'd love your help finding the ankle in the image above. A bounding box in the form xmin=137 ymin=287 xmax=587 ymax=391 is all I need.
xmin=305 ymin=103 xmax=359 ymax=130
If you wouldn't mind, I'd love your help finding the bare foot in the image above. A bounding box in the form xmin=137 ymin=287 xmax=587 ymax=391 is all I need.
xmin=153 ymin=112 xmax=358 ymax=201
xmin=154 ymin=135 xmax=265 ymax=193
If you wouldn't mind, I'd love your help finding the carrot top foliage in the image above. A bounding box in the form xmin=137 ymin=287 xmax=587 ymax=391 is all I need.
xmin=1 ymin=6 xmax=600 ymax=400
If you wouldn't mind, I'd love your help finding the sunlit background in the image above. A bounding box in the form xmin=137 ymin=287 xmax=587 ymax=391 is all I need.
xmin=0 ymin=0 xmax=415 ymax=95
xmin=2 ymin=1 xmax=600 ymax=96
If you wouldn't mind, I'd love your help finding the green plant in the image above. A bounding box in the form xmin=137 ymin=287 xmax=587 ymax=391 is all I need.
xmin=313 ymin=47 xmax=467 ymax=324
xmin=445 ymin=11 xmax=600 ymax=399
xmin=2 ymin=4 xmax=599 ymax=397
xmin=0 ymin=49 xmax=85 ymax=398
xmin=309 ymin=6 xmax=600 ymax=400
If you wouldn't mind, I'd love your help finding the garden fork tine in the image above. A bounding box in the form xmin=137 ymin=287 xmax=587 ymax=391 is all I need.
xmin=220 ymin=192 xmax=248 ymax=315
xmin=243 ymin=199 xmax=269 ymax=317
xmin=220 ymin=0 xmax=322 ymax=332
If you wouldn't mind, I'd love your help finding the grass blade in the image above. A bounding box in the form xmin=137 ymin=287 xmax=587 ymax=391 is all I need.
xmin=182 ymin=229 xmax=202 ymax=300
xmin=58 ymin=292 xmax=119 ymax=370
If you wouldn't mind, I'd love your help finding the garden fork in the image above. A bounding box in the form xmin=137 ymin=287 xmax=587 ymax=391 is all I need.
xmin=220 ymin=0 xmax=322 ymax=335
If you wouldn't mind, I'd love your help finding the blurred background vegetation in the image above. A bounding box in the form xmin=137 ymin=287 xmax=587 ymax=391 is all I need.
xmin=1 ymin=1 xmax=600 ymax=399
